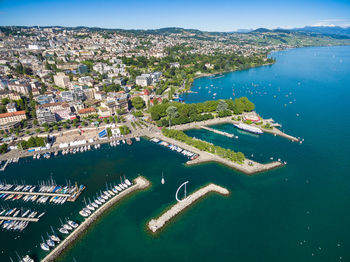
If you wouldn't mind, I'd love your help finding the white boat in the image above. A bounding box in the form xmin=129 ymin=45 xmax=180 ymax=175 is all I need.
xmin=161 ymin=173 xmax=165 ymax=185
xmin=234 ymin=123 xmax=263 ymax=134
xmin=40 ymin=242 xmax=50 ymax=251
xmin=79 ymin=210 xmax=89 ymax=217
xmin=59 ymin=227 xmax=69 ymax=234
xmin=68 ymin=220 xmax=78 ymax=228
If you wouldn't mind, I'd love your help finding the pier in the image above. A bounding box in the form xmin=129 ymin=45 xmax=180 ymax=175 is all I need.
xmin=152 ymin=133 xmax=283 ymax=175
xmin=199 ymin=126 xmax=234 ymax=138
xmin=148 ymin=183 xmax=229 ymax=233
xmin=0 ymin=216 xmax=39 ymax=222
xmin=0 ymin=160 xmax=9 ymax=172
xmin=0 ymin=191 xmax=70 ymax=197
xmin=41 ymin=176 xmax=150 ymax=262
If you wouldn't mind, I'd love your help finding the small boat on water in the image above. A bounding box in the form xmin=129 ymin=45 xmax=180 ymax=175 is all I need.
xmin=161 ymin=173 xmax=165 ymax=185
xmin=126 ymin=139 xmax=132 ymax=145
xmin=20 ymin=255 xmax=34 ymax=262
xmin=68 ymin=220 xmax=78 ymax=228
xmin=40 ymin=236 xmax=50 ymax=251
xmin=59 ymin=227 xmax=69 ymax=234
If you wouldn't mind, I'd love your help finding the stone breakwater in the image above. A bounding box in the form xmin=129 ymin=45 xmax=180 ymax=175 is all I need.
xmin=41 ymin=176 xmax=150 ymax=262
xmin=148 ymin=183 xmax=229 ymax=233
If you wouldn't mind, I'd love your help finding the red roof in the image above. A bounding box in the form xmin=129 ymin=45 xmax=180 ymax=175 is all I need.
xmin=78 ymin=107 xmax=96 ymax=114
xmin=0 ymin=110 xmax=26 ymax=119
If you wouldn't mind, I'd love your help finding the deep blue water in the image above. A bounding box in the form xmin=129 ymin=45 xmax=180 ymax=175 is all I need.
xmin=0 ymin=46 xmax=349 ymax=262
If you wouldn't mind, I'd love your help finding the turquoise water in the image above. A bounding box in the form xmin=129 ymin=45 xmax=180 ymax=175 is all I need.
xmin=1 ymin=46 xmax=350 ymax=261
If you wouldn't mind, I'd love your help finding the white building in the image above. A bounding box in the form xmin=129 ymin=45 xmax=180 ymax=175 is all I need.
xmin=53 ymin=72 xmax=70 ymax=89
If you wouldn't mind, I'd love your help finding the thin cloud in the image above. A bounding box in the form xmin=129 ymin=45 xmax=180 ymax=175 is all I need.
xmin=311 ymin=19 xmax=350 ymax=27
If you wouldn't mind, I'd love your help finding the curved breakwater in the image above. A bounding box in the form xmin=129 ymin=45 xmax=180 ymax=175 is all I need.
xmin=41 ymin=176 xmax=150 ymax=262
xmin=148 ymin=183 xmax=229 ymax=233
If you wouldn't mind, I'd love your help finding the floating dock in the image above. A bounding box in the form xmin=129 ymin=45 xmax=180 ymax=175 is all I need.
xmin=0 ymin=216 xmax=39 ymax=222
xmin=199 ymin=126 xmax=234 ymax=138
xmin=148 ymin=183 xmax=229 ymax=233
xmin=0 ymin=183 xmax=85 ymax=203
xmin=41 ymin=176 xmax=150 ymax=262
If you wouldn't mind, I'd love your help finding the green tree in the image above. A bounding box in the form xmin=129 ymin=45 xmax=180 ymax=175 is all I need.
xmin=131 ymin=97 xmax=145 ymax=110
xmin=217 ymin=100 xmax=228 ymax=112
xmin=166 ymin=106 xmax=178 ymax=127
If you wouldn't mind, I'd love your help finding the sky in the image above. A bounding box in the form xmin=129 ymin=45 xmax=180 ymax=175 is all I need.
xmin=0 ymin=0 xmax=350 ymax=31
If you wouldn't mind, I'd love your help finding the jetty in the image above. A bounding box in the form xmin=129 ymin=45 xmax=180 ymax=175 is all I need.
xmin=0 ymin=216 xmax=39 ymax=222
xmin=148 ymin=183 xmax=229 ymax=233
xmin=152 ymin=133 xmax=283 ymax=175
xmin=199 ymin=126 xmax=234 ymax=138
xmin=0 ymin=160 xmax=9 ymax=172
xmin=41 ymin=176 xmax=150 ymax=262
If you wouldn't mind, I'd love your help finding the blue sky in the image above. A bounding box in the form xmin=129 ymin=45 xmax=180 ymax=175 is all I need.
xmin=0 ymin=0 xmax=350 ymax=31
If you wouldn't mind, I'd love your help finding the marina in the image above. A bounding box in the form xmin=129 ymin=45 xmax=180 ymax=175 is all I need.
xmin=0 ymin=181 xmax=85 ymax=203
xmin=148 ymin=183 xmax=229 ymax=233
xmin=41 ymin=176 xmax=150 ymax=262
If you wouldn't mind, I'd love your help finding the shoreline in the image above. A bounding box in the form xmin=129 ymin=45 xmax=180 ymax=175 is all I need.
xmin=41 ymin=176 xmax=151 ymax=262
xmin=148 ymin=183 xmax=229 ymax=233
xmin=185 ymin=62 xmax=275 ymax=91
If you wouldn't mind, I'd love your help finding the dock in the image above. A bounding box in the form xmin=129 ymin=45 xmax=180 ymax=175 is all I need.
xmin=199 ymin=126 xmax=234 ymax=138
xmin=0 ymin=160 xmax=9 ymax=172
xmin=41 ymin=176 xmax=150 ymax=262
xmin=0 ymin=216 xmax=39 ymax=222
xmin=148 ymin=183 xmax=229 ymax=233
xmin=0 ymin=191 xmax=70 ymax=197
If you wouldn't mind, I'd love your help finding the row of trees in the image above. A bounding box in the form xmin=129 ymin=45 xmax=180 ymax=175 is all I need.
xmin=119 ymin=125 xmax=131 ymax=135
xmin=150 ymin=97 xmax=255 ymax=127
xmin=162 ymin=128 xmax=245 ymax=164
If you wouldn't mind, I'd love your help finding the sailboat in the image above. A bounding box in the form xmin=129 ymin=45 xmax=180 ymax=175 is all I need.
xmin=161 ymin=173 xmax=165 ymax=185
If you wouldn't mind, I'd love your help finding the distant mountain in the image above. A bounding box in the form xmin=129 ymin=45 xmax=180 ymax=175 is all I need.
xmin=291 ymin=26 xmax=350 ymax=37
xmin=252 ymin=28 xmax=271 ymax=33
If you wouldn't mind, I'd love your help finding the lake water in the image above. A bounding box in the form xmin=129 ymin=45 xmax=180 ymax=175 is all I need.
xmin=1 ymin=46 xmax=350 ymax=262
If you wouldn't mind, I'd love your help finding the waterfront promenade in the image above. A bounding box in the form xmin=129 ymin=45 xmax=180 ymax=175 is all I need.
xmin=148 ymin=183 xmax=229 ymax=233
xmin=41 ymin=176 xmax=150 ymax=262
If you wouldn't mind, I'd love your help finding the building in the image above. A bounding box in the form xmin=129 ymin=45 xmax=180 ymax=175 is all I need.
xmin=36 ymin=107 xmax=56 ymax=125
xmin=136 ymin=74 xmax=151 ymax=87
xmin=77 ymin=64 xmax=88 ymax=74
xmin=53 ymin=72 xmax=70 ymax=88
xmin=77 ymin=107 xmax=96 ymax=117
xmin=36 ymin=95 xmax=51 ymax=105
xmin=114 ymin=78 xmax=126 ymax=86
xmin=0 ymin=111 xmax=27 ymax=132
xmin=7 ymin=82 xmax=32 ymax=95
xmin=60 ymin=91 xmax=76 ymax=102
xmin=6 ymin=102 xmax=17 ymax=113
xmin=170 ymin=62 xmax=180 ymax=68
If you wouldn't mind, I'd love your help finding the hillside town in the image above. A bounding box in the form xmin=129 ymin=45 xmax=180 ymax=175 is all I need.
xmin=0 ymin=26 xmax=346 ymax=153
